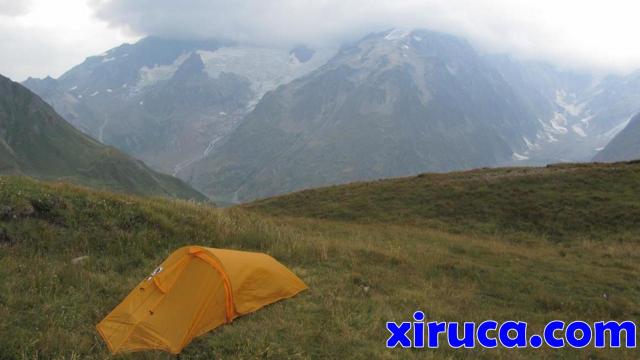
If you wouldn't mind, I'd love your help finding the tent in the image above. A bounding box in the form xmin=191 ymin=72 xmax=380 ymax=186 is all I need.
xmin=96 ymin=246 xmax=307 ymax=354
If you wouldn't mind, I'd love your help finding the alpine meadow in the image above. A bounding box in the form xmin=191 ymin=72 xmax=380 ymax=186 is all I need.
xmin=2 ymin=161 xmax=640 ymax=358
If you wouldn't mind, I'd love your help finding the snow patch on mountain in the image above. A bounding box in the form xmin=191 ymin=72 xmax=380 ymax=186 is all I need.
xmin=197 ymin=46 xmax=335 ymax=106
xmin=545 ymin=112 xmax=569 ymax=135
xmin=523 ymin=136 xmax=539 ymax=150
xmin=512 ymin=152 xmax=530 ymax=161
xmin=203 ymin=136 xmax=223 ymax=156
xmin=384 ymin=29 xmax=410 ymax=40
xmin=134 ymin=53 xmax=191 ymax=92
xmin=571 ymin=124 xmax=587 ymax=137
xmin=555 ymin=90 xmax=584 ymax=116
xmin=601 ymin=116 xmax=632 ymax=139
xmin=579 ymin=114 xmax=595 ymax=125
xmin=171 ymin=135 xmax=224 ymax=176
xmin=288 ymin=53 xmax=301 ymax=66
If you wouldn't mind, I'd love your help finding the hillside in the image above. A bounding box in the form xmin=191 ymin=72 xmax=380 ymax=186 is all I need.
xmin=2 ymin=168 xmax=640 ymax=358
xmin=0 ymin=75 xmax=205 ymax=200
xmin=594 ymin=113 xmax=640 ymax=162
xmin=247 ymin=161 xmax=640 ymax=241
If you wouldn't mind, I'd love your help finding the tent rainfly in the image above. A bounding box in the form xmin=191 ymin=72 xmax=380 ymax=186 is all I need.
xmin=96 ymin=246 xmax=307 ymax=354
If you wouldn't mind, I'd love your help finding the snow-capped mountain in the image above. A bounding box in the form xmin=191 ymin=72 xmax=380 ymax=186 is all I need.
xmin=180 ymin=29 xmax=544 ymax=202
xmin=22 ymin=30 xmax=640 ymax=203
xmin=489 ymin=57 xmax=640 ymax=164
xmin=23 ymin=36 xmax=335 ymax=175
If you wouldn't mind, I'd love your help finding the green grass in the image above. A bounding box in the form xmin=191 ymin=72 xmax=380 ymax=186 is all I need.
xmin=247 ymin=161 xmax=640 ymax=242
xmin=1 ymin=167 xmax=639 ymax=359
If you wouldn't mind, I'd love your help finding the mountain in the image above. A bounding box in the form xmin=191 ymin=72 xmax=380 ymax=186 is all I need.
xmin=0 ymin=74 xmax=205 ymax=200
xmin=181 ymin=29 xmax=542 ymax=202
xmin=23 ymin=31 xmax=640 ymax=203
xmin=23 ymin=37 xmax=335 ymax=175
xmin=3 ymin=162 xmax=640 ymax=358
xmin=594 ymin=113 xmax=640 ymax=162
xmin=489 ymin=57 xmax=640 ymax=163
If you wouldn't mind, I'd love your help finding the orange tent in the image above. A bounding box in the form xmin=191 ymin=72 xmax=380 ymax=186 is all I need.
xmin=96 ymin=246 xmax=307 ymax=354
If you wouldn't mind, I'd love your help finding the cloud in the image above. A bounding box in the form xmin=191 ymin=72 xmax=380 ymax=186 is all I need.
xmin=2 ymin=0 xmax=639 ymax=80
xmin=0 ymin=0 xmax=31 ymax=16
xmin=92 ymin=0 xmax=640 ymax=74
xmin=0 ymin=0 xmax=136 ymax=81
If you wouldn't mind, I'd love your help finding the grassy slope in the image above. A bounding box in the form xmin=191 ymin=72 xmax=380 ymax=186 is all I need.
xmin=248 ymin=161 xmax=640 ymax=242
xmin=1 ymin=165 xmax=639 ymax=359
xmin=0 ymin=75 xmax=206 ymax=201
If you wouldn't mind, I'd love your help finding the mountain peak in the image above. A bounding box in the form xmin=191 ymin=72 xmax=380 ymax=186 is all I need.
xmin=289 ymin=45 xmax=315 ymax=63
xmin=173 ymin=52 xmax=206 ymax=80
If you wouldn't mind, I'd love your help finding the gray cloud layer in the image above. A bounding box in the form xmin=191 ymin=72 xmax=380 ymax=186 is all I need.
xmin=92 ymin=0 xmax=640 ymax=74
xmin=92 ymin=0 xmax=390 ymax=46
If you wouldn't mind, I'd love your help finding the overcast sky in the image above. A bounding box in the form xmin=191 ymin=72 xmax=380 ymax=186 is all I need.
xmin=2 ymin=0 xmax=639 ymax=81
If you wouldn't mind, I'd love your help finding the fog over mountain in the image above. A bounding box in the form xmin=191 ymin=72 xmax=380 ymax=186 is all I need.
xmin=86 ymin=0 xmax=640 ymax=74
xmin=3 ymin=0 xmax=640 ymax=81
